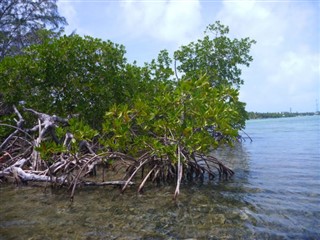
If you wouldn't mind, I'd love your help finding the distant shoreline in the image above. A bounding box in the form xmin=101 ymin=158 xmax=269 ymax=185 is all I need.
xmin=247 ymin=111 xmax=319 ymax=120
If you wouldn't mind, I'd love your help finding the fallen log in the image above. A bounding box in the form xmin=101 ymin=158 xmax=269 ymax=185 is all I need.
xmin=1 ymin=166 xmax=65 ymax=184
xmin=1 ymin=164 xmax=134 ymax=187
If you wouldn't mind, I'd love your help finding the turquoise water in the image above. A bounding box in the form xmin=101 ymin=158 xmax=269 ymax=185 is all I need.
xmin=0 ymin=116 xmax=319 ymax=239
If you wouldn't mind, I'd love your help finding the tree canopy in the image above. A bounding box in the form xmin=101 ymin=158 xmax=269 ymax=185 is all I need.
xmin=0 ymin=19 xmax=255 ymax=198
xmin=174 ymin=21 xmax=256 ymax=88
xmin=0 ymin=0 xmax=66 ymax=59
xmin=0 ymin=35 xmax=146 ymax=128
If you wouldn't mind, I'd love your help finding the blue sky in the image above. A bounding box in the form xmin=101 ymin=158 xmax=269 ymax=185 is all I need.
xmin=57 ymin=0 xmax=319 ymax=113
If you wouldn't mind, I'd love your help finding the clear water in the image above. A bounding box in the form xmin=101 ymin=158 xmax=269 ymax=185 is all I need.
xmin=1 ymin=116 xmax=319 ymax=239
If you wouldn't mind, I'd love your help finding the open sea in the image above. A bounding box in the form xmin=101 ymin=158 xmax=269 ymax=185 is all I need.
xmin=0 ymin=115 xmax=319 ymax=239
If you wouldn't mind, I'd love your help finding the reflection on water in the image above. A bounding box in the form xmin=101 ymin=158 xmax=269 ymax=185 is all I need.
xmin=1 ymin=116 xmax=319 ymax=239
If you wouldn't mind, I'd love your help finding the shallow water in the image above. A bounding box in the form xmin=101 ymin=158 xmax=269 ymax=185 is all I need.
xmin=1 ymin=116 xmax=319 ymax=239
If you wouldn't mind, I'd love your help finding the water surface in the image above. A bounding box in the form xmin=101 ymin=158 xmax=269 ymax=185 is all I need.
xmin=1 ymin=116 xmax=319 ymax=239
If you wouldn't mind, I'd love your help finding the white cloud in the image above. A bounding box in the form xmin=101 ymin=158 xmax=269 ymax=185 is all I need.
xmin=274 ymin=51 xmax=319 ymax=96
xmin=57 ymin=1 xmax=77 ymax=32
xmin=216 ymin=0 xmax=319 ymax=112
xmin=223 ymin=0 xmax=270 ymax=20
xmin=57 ymin=1 xmax=92 ymax=36
xmin=119 ymin=0 xmax=202 ymax=45
xmin=56 ymin=0 xmax=319 ymax=112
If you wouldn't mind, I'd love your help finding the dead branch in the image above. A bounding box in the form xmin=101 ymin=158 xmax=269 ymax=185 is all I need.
xmin=0 ymin=106 xmax=25 ymax=150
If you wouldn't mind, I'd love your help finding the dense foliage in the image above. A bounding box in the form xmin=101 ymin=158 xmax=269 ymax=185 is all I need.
xmin=101 ymin=76 xmax=243 ymax=197
xmin=0 ymin=35 xmax=148 ymax=128
xmin=0 ymin=14 xmax=255 ymax=197
xmin=103 ymin=76 xmax=244 ymax=156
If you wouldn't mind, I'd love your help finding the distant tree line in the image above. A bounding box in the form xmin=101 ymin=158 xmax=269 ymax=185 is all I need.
xmin=247 ymin=111 xmax=318 ymax=119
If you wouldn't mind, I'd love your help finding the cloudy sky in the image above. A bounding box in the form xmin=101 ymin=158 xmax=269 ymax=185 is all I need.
xmin=57 ymin=0 xmax=319 ymax=113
